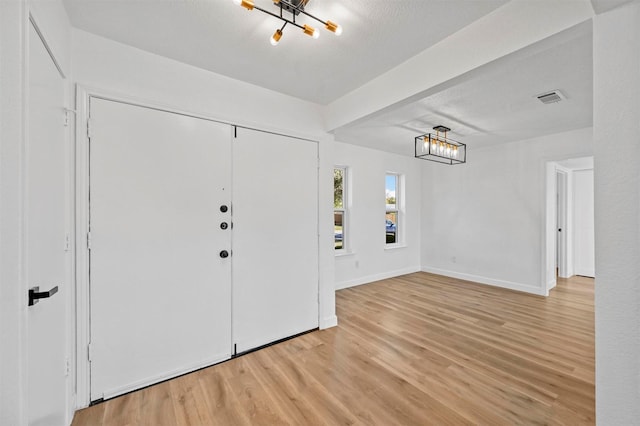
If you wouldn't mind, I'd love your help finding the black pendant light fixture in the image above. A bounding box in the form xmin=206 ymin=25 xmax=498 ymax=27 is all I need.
xmin=415 ymin=126 xmax=467 ymax=165
xmin=232 ymin=0 xmax=342 ymax=45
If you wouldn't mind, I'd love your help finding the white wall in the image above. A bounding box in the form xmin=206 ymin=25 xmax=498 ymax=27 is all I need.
xmin=593 ymin=2 xmax=640 ymax=423
xmin=0 ymin=1 xmax=73 ymax=424
xmin=421 ymin=127 xmax=593 ymax=295
xmin=333 ymin=142 xmax=422 ymax=289
xmin=72 ymin=29 xmax=324 ymax=138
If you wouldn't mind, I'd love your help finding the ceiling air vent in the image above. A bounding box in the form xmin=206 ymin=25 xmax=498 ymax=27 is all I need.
xmin=536 ymin=90 xmax=566 ymax=104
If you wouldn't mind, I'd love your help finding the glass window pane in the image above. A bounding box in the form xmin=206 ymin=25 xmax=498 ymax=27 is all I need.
xmin=386 ymin=211 xmax=397 ymax=244
xmin=334 ymin=211 xmax=344 ymax=249
xmin=334 ymin=169 xmax=344 ymax=209
xmin=385 ymin=174 xmax=397 ymax=210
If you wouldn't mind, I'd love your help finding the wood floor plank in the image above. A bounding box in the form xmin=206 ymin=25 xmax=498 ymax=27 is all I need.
xmin=72 ymin=272 xmax=594 ymax=425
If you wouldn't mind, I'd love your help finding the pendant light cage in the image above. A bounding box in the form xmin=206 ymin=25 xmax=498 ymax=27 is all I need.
xmin=414 ymin=126 xmax=466 ymax=165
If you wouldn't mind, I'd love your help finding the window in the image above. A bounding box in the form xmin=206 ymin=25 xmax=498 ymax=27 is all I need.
xmin=385 ymin=173 xmax=400 ymax=244
xmin=334 ymin=167 xmax=347 ymax=250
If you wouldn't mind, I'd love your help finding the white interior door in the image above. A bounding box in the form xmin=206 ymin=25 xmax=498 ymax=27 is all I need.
xmin=556 ymin=170 xmax=568 ymax=278
xmin=232 ymin=127 xmax=319 ymax=353
xmin=27 ymin=22 xmax=69 ymax=426
xmin=574 ymin=169 xmax=595 ymax=277
xmin=89 ymin=98 xmax=233 ymax=400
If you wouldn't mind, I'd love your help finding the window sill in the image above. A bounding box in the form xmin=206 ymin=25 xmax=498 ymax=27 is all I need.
xmin=335 ymin=250 xmax=355 ymax=257
xmin=384 ymin=244 xmax=407 ymax=251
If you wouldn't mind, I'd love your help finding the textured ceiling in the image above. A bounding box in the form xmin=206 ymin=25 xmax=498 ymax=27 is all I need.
xmin=333 ymin=22 xmax=594 ymax=155
xmin=62 ymin=0 xmax=509 ymax=104
xmin=62 ymin=0 xmax=595 ymax=155
xmin=589 ymin=0 xmax=634 ymax=14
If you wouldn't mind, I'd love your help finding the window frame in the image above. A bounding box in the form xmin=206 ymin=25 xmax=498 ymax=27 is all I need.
xmin=385 ymin=172 xmax=403 ymax=247
xmin=334 ymin=166 xmax=349 ymax=253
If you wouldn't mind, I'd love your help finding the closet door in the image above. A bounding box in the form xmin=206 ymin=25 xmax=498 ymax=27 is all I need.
xmin=232 ymin=127 xmax=319 ymax=353
xmin=89 ymin=98 xmax=232 ymax=400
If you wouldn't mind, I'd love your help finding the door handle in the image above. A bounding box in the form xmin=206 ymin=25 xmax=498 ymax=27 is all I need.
xmin=220 ymin=205 xmax=228 ymax=213
xmin=220 ymin=250 xmax=229 ymax=258
xmin=28 ymin=286 xmax=59 ymax=306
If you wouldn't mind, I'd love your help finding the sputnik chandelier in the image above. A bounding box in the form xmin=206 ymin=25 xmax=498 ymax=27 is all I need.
xmin=415 ymin=126 xmax=467 ymax=165
xmin=232 ymin=0 xmax=342 ymax=45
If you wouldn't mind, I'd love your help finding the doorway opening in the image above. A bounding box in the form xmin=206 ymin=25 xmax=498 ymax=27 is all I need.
xmin=545 ymin=156 xmax=594 ymax=295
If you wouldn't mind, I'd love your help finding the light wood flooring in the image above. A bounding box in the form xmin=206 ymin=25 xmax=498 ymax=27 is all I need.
xmin=72 ymin=272 xmax=594 ymax=425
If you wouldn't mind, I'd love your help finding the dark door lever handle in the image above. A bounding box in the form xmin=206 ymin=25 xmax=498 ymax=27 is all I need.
xmin=28 ymin=286 xmax=59 ymax=306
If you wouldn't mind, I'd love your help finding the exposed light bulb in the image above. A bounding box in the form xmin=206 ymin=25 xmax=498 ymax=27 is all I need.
xmin=303 ymin=24 xmax=319 ymax=39
xmin=234 ymin=0 xmax=254 ymax=10
xmin=270 ymin=29 xmax=283 ymax=46
xmin=325 ymin=20 xmax=343 ymax=36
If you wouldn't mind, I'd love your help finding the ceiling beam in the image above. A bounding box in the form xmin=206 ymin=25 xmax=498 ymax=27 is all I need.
xmin=325 ymin=0 xmax=594 ymax=132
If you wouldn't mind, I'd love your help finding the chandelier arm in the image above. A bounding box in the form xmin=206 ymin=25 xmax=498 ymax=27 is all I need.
xmin=276 ymin=0 xmax=326 ymax=25
xmin=299 ymin=10 xmax=327 ymax=26
xmin=253 ymin=4 xmax=305 ymax=30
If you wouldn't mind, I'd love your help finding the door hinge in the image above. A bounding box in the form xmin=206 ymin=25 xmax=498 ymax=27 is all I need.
xmin=63 ymin=108 xmax=77 ymax=127
xmin=65 ymin=357 xmax=71 ymax=376
xmin=88 ymin=342 xmax=93 ymax=361
xmin=87 ymin=118 xmax=93 ymax=138
xmin=87 ymin=232 xmax=92 ymax=250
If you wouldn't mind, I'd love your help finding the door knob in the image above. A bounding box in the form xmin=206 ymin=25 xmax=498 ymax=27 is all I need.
xmin=220 ymin=250 xmax=229 ymax=258
xmin=28 ymin=285 xmax=59 ymax=306
xmin=220 ymin=222 xmax=228 ymax=230
xmin=220 ymin=205 xmax=228 ymax=213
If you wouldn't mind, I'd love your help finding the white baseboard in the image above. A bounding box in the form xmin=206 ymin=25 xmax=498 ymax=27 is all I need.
xmin=335 ymin=266 xmax=421 ymax=290
xmin=421 ymin=266 xmax=547 ymax=296
xmin=319 ymin=315 xmax=338 ymax=329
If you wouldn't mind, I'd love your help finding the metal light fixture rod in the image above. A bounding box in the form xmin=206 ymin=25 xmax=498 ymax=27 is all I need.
xmin=252 ymin=3 xmax=305 ymax=31
xmin=414 ymin=126 xmax=467 ymax=165
xmin=277 ymin=0 xmax=342 ymax=34
xmin=234 ymin=0 xmax=341 ymax=41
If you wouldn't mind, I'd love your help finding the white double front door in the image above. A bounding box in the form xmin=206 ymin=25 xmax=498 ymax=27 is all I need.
xmin=88 ymin=98 xmax=318 ymax=401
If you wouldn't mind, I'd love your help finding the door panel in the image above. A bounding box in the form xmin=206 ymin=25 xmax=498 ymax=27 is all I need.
xmin=232 ymin=128 xmax=319 ymax=353
xmin=27 ymin=23 xmax=68 ymax=426
xmin=89 ymin=99 xmax=232 ymax=400
xmin=574 ymin=169 xmax=595 ymax=277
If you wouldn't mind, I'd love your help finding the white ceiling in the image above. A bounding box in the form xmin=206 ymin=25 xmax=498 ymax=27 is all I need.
xmin=333 ymin=22 xmax=594 ymax=155
xmin=62 ymin=0 xmax=508 ymax=105
xmin=62 ymin=0 xmax=597 ymax=156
